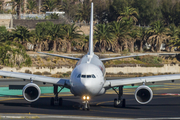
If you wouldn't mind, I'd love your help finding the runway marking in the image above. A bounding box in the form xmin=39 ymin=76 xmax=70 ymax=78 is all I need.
xmin=1 ymin=115 xmax=180 ymax=120
xmin=0 ymin=94 xmax=73 ymax=102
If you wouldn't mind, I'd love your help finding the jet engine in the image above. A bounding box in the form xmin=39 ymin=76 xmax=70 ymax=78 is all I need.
xmin=135 ymin=85 xmax=153 ymax=104
xmin=22 ymin=83 xmax=41 ymax=102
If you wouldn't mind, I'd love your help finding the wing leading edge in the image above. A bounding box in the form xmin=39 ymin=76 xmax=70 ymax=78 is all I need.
xmin=104 ymin=74 xmax=180 ymax=88
xmin=100 ymin=54 xmax=146 ymax=61
xmin=0 ymin=70 xmax=70 ymax=87
xmin=37 ymin=52 xmax=80 ymax=60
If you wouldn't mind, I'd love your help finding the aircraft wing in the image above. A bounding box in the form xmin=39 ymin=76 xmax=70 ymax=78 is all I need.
xmin=104 ymin=74 xmax=180 ymax=88
xmin=0 ymin=70 xmax=71 ymax=87
xmin=37 ymin=52 xmax=80 ymax=60
xmin=100 ymin=54 xmax=146 ymax=61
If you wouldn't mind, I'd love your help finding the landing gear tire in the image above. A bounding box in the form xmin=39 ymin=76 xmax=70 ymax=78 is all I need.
xmin=122 ymin=99 xmax=126 ymax=108
xmin=113 ymin=86 xmax=126 ymax=108
xmin=114 ymin=98 xmax=118 ymax=107
xmin=50 ymin=97 xmax=54 ymax=106
xmin=82 ymin=101 xmax=90 ymax=111
xmin=59 ymin=97 xmax=63 ymax=106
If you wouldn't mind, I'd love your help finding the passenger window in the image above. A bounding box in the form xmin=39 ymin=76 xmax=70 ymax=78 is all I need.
xmin=81 ymin=75 xmax=86 ymax=78
xmin=87 ymin=75 xmax=91 ymax=78
xmin=77 ymin=74 xmax=81 ymax=78
xmin=92 ymin=74 xmax=96 ymax=78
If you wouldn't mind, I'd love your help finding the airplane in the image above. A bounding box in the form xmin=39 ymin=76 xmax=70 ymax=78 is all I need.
xmin=0 ymin=2 xmax=180 ymax=111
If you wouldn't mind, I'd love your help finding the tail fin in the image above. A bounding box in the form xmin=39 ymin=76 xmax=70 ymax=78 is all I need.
xmin=88 ymin=2 xmax=94 ymax=55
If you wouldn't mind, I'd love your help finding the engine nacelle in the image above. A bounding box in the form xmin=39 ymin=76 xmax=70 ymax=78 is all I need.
xmin=135 ymin=85 xmax=153 ymax=104
xmin=23 ymin=83 xmax=41 ymax=102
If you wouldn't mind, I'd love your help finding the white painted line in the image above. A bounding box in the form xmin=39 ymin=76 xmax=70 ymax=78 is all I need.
xmin=1 ymin=115 xmax=180 ymax=120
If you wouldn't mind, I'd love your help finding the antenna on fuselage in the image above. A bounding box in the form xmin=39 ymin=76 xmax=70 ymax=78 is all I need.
xmin=88 ymin=2 xmax=94 ymax=56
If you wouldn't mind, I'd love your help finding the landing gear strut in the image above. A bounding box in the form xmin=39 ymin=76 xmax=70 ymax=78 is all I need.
xmin=82 ymin=96 xmax=90 ymax=111
xmin=50 ymin=85 xmax=64 ymax=106
xmin=112 ymin=86 xmax=126 ymax=108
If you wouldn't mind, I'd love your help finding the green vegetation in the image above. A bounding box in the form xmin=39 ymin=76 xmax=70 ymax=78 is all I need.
xmin=1 ymin=0 xmax=180 ymax=67
xmin=0 ymin=42 xmax=31 ymax=67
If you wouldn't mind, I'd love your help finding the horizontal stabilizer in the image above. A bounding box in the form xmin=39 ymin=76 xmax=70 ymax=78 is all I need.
xmin=37 ymin=52 xmax=80 ymax=60
xmin=100 ymin=54 xmax=146 ymax=61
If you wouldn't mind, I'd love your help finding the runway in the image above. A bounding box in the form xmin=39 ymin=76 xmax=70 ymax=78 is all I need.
xmin=0 ymin=94 xmax=180 ymax=119
xmin=0 ymin=79 xmax=180 ymax=119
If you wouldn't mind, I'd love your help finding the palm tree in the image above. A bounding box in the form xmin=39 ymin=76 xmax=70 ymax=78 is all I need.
xmin=41 ymin=0 xmax=62 ymax=12
xmin=50 ymin=24 xmax=65 ymax=52
xmin=0 ymin=26 xmax=13 ymax=43
xmin=167 ymin=23 xmax=180 ymax=51
xmin=95 ymin=24 xmax=114 ymax=53
xmin=117 ymin=6 xmax=139 ymax=24
xmin=137 ymin=27 xmax=150 ymax=52
xmin=9 ymin=0 xmax=23 ymax=19
xmin=63 ymin=24 xmax=81 ymax=53
xmin=26 ymin=0 xmax=37 ymax=14
xmin=128 ymin=28 xmax=138 ymax=53
xmin=33 ymin=23 xmax=45 ymax=52
xmin=110 ymin=21 xmax=131 ymax=52
xmin=75 ymin=2 xmax=90 ymax=24
xmin=148 ymin=21 xmax=168 ymax=52
xmin=12 ymin=26 xmax=30 ymax=45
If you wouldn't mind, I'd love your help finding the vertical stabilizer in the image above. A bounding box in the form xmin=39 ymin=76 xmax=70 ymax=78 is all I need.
xmin=88 ymin=2 xmax=94 ymax=55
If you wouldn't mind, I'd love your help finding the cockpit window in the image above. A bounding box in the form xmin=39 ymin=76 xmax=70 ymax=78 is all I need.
xmin=81 ymin=75 xmax=86 ymax=78
xmin=78 ymin=74 xmax=96 ymax=78
xmin=77 ymin=74 xmax=81 ymax=78
xmin=87 ymin=75 xmax=91 ymax=78
xmin=92 ymin=74 xmax=96 ymax=78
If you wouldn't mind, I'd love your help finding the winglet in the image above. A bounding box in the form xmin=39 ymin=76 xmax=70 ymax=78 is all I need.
xmin=88 ymin=2 xmax=94 ymax=55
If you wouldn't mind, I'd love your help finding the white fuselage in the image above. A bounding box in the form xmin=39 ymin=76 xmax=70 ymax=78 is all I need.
xmin=70 ymin=54 xmax=106 ymax=97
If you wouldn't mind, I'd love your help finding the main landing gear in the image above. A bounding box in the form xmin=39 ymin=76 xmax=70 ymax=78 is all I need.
xmin=112 ymin=86 xmax=126 ymax=108
xmin=50 ymin=85 xmax=64 ymax=106
xmin=82 ymin=96 xmax=90 ymax=111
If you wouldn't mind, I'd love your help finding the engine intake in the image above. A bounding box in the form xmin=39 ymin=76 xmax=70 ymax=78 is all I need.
xmin=135 ymin=85 xmax=153 ymax=104
xmin=23 ymin=83 xmax=41 ymax=102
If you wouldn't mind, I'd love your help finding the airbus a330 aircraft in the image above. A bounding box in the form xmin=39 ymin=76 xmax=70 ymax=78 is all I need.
xmin=0 ymin=2 xmax=180 ymax=110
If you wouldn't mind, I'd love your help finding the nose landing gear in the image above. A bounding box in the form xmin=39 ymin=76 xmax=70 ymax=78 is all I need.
xmin=82 ymin=96 xmax=90 ymax=111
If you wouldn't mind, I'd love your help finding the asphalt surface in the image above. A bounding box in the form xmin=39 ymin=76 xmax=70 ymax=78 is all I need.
xmin=0 ymin=78 xmax=180 ymax=119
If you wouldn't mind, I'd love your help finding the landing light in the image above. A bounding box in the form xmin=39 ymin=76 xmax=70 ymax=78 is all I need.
xmin=83 ymin=96 xmax=90 ymax=100
xmin=83 ymin=96 xmax=86 ymax=100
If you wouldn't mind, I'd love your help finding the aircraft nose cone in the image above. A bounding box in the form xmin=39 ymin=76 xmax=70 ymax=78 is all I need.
xmin=81 ymin=79 xmax=99 ymax=95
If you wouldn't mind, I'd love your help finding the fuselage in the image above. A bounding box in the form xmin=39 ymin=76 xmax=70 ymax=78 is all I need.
xmin=70 ymin=54 xmax=106 ymax=97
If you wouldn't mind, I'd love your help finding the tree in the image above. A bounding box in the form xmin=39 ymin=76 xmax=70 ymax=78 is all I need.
xmin=128 ymin=27 xmax=138 ymax=53
xmin=148 ymin=21 xmax=168 ymax=52
xmin=117 ymin=6 xmax=139 ymax=24
xmin=0 ymin=26 xmax=12 ymax=43
xmin=12 ymin=26 xmax=30 ymax=45
xmin=94 ymin=23 xmax=114 ymax=53
xmin=93 ymin=0 xmax=110 ymax=24
xmin=41 ymin=0 xmax=62 ymax=12
xmin=50 ymin=24 xmax=65 ymax=52
xmin=9 ymin=0 xmax=23 ymax=19
xmin=110 ymin=20 xmax=132 ymax=52
xmin=167 ymin=23 xmax=180 ymax=51
xmin=63 ymin=24 xmax=81 ymax=53
xmin=137 ymin=27 xmax=150 ymax=52
xmin=0 ymin=1 xmax=3 ymax=13
xmin=132 ymin=0 xmax=161 ymax=26
xmin=33 ymin=23 xmax=44 ymax=52
xmin=75 ymin=2 xmax=90 ymax=24
xmin=26 ymin=0 xmax=37 ymax=14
